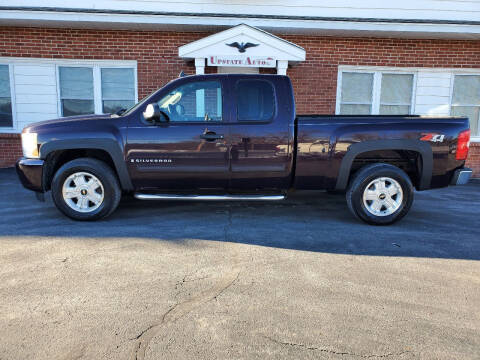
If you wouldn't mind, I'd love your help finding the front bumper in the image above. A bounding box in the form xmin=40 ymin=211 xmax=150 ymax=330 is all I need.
xmin=450 ymin=167 xmax=472 ymax=185
xmin=15 ymin=157 xmax=44 ymax=192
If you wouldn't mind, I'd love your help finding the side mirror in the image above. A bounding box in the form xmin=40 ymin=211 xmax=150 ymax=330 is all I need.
xmin=143 ymin=103 xmax=169 ymax=124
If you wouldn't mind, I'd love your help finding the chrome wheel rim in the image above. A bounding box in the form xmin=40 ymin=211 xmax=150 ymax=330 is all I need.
xmin=362 ymin=177 xmax=403 ymax=217
xmin=62 ymin=172 xmax=104 ymax=213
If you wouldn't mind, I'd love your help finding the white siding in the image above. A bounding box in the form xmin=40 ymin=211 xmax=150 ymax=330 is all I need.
xmin=13 ymin=64 xmax=58 ymax=130
xmin=0 ymin=58 xmax=138 ymax=133
xmin=336 ymin=66 xmax=480 ymax=142
xmin=3 ymin=0 xmax=480 ymax=22
xmin=414 ymin=72 xmax=452 ymax=115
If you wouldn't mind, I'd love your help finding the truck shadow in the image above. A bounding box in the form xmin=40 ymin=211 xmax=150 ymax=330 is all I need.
xmin=1 ymin=169 xmax=479 ymax=261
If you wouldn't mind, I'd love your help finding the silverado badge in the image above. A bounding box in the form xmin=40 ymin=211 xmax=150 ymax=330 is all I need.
xmin=130 ymin=158 xmax=172 ymax=163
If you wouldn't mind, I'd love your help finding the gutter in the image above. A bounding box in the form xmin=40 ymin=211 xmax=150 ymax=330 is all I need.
xmin=1 ymin=6 xmax=480 ymax=26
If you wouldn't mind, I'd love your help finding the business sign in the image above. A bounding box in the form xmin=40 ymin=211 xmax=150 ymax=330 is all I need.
xmin=207 ymin=56 xmax=276 ymax=68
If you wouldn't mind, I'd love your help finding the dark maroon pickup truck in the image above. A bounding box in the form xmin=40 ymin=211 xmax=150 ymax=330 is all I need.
xmin=16 ymin=74 xmax=472 ymax=224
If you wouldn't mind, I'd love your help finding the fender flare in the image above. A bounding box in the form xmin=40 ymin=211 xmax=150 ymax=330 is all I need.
xmin=40 ymin=138 xmax=133 ymax=191
xmin=335 ymin=139 xmax=433 ymax=191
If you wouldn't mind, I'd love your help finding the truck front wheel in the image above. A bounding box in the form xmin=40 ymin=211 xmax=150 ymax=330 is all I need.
xmin=346 ymin=163 xmax=414 ymax=225
xmin=51 ymin=158 xmax=121 ymax=221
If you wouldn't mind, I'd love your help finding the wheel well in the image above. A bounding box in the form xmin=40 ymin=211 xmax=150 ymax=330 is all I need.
xmin=44 ymin=149 xmax=118 ymax=191
xmin=349 ymin=149 xmax=422 ymax=188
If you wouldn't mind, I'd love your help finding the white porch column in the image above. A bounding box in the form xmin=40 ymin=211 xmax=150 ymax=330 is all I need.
xmin=277 ymin=60 xmax=288 ymax=75
xmin=195 ymin=58 xmax=205 ymax=75
xmin=194 ymin=58 xmax=206 ymax=117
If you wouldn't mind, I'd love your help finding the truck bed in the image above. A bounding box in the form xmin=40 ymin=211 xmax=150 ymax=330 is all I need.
xmin=294 ymin=114 xmax=470 ymax=190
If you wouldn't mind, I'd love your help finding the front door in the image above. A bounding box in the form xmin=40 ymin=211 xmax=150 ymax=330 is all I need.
xmin=126 ymin=78 xmax=230 ymax=191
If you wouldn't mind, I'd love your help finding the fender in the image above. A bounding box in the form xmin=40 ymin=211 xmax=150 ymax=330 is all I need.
xmin=40 ymin=138 xmax=133 ymax=191
xmin=335 ymin=139 xmax=433 ymax=191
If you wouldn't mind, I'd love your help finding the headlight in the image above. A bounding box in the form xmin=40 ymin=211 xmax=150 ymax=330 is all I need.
xmin=21 ymin=132 xmax=39 ymax=158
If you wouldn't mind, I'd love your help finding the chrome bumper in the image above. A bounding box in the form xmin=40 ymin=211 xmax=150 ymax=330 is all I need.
xmin=451 ymin=167 xmax=472 ymax=185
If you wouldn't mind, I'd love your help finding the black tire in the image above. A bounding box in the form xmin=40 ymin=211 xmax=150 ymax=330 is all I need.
xmin=346 ymin=163 xmax=414 ymax=225
xmin=51 ymin=158 xmax=121 ymax=221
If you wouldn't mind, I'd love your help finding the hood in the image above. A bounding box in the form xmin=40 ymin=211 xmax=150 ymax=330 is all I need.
xmin=24 ymin=114 xmax=114 ymax=133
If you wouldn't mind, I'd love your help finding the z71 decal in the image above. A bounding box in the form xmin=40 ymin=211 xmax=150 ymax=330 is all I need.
xmin=420 ymin=133 xmax=445 ymax=143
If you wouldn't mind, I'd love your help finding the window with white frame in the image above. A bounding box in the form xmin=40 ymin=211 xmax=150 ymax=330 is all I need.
xmin=0 ymin=64 xmax=13 ymax=127
xmin=451 ymin=75 xmax=480 ymax=137
xmin=59 ymin=65 xmax=136 ymax=116
xmin=339 ymin=72 xmax=373 ymax=114
xmin=338 ymin=71 xmax=414 ymax=115
xmin=59 ymin=67 xmax=94 ymax=116
xmin=101 ymin=68 xmax=135 ymax=114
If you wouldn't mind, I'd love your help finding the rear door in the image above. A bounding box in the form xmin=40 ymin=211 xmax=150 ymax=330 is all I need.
xmin=125 ymin=76 xmax=230 ymax=191
xmin=228 ymin=76 xmax=294 ymax=191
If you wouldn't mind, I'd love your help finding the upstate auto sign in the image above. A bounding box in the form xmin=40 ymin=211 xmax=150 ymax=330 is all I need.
xmin=208 ymin=55 xmax=276 ymax=68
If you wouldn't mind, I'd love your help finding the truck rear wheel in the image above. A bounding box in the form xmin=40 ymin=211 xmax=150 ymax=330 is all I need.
xmin=51 ymin=158 xmax=121 ymax=221
xmin=346 ymin=163 xmax=414 ymax=225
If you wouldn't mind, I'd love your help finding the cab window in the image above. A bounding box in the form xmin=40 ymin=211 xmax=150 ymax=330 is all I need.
xmin=157 ymin=81 xmax=222 ymax=122
xmin=236 ymin=80 xmax=275 ymax=121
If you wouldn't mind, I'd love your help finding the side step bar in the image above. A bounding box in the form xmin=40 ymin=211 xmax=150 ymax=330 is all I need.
xmin=134 ymin=193 xmax=285 ymax=201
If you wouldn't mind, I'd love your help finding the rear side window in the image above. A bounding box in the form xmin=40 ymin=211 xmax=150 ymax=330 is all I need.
xmin=236 ymin=80 xmax=275 ymax=121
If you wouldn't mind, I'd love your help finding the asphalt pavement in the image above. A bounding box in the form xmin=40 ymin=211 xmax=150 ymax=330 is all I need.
xmin=0 ymin=168 xmax=479 ymax=360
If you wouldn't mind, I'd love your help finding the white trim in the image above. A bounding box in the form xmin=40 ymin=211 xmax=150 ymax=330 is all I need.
xmin=450 ymin=72 xmax=480 ymax=142
xmin=195 ymin=58 xmax=205 ymax=75
xmin=335 ymin=68 xmax=342 ymax=115
xmin=337 ymin=65 xmax=480 ymax=142
xmin=179 ymin=24 xmax=305 ymax=74
xmin=337 ymin=68 xmax=416 ymax=115
xmin=0 ymin=57 xmax=137 ymax=67
xmin=2 ymin=10 xmax=480 ymax=40
xmin=55 ymin=65 xmax=61 ymax=118
xmin=277 ymin=60 xmax=288 ymax=75
xmin=179 ymin=24 xmax=305 ymax=61
xmin=0 ymin=57 xmax=137 ymax=132
xmin=93 ymin=66 xmax=102 ymax=114
xmin=339 ymin=65 xmax=480 ymax=74
xmin=57 ymin=63 xmax=138 ymax=116
xmin=372 ymin=71 xmax=381 ymax=114
xmin=411 ymin=72 xmax=418 ymax=114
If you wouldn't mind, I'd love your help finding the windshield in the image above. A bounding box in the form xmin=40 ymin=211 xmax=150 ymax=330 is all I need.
xmin=119 ymin=78 xmax=218 ymax=118
xmin=121 ymin=88 xmax=159 ymax=116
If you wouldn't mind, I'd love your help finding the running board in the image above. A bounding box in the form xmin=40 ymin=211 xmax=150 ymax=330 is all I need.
xmin=134 ymin=193 xmax=285 ymax=201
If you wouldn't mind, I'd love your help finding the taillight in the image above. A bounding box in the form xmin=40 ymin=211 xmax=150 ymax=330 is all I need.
xmin=456 ymin=129 xmax=471 ymax=160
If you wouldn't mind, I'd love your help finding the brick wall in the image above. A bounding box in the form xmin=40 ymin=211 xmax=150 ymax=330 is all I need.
xmin=1 ymin=26 xmax=480 ymax=176
xmin=281 ymin=35 xmax=480 ymax=114
xmin=0 ymin=27 xmax=215 ymax=100
xmin=0 ymin=134 xmax=21 ymax=168
xmin=466 ymin=143 xmax=480 ymax=177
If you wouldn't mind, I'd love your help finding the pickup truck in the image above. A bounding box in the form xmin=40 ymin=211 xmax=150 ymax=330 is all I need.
xmin=16 ymin=74 xmax=472 ymax=225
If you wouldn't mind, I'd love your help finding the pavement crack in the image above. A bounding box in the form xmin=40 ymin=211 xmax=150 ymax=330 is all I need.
xmin=129 ymin=324 xmax=156 ymax=341
xmin=131 ymin=269 xmax=240 ymax=360
xmin=213 ymin=271 xmax=240 ymax=300
xmin=263 ymin=336 xmax=412 ymax=358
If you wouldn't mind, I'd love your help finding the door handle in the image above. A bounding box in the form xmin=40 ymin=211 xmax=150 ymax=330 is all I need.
xmin=200 ymin=133 xmax=224 ymax=141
